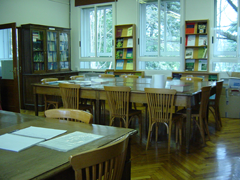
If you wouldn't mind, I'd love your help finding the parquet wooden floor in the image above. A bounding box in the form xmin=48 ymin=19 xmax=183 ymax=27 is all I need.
xmin=20 ymin=109 xmax=240 ymax=180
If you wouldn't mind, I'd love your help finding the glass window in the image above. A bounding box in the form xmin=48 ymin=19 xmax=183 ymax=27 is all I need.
xmin=80 ymin=4 xmax=113 ymax=70
xmin=139 ymin=0 xmax=181 ymax=70
xmin=0 ymin=28 xmax=12 ymax=61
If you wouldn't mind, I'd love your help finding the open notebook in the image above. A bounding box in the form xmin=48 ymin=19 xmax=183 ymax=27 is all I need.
xmin=0 ymin=126 xmax=67 ymax=152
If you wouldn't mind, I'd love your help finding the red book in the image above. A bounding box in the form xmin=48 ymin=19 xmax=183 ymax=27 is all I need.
xmin=116 ymin=29 xmax=122 ymax=37
xmin=186 ymin=23 xmax=195 ymax=34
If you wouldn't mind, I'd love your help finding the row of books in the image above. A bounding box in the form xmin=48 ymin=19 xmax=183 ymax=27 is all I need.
xmin=60 ymin=33 xmax=68 ymax=42
xmin=47 ymin=32 xmax=57 ymax=41
xmin=47 ymin=41 xmax=57 ymax=51
xmin=185 ymin=59 xmax=207 ymax=71
xmin=116 ymin=59 xmax=133 ymax=70
xmin=33 ymin=52 xmax=44 ymax=62
xmin=48 ymin=52 xmax=57 ymax=62
xmin=34 ymin=62 xmax=45 ymax=71
xmin=186 ymin=22 xmax=207 ymax=34
xmin=116 ymin=49 xmax=133 ymax=59
xmin=185 ymin=47 xmax=207 ymax=59
xmin=185 ymin=35 xmax=207 ymax=46
xmin=116 ymin=26 xmax=133 ymax=37
xmin=116 ymin=38 xmax=133 ymax=48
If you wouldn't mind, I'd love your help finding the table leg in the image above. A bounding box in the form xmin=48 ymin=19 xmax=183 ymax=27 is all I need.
xmin=33 ymin=87 xmax=39 ymax=116
xmin=95 ymin=91 xmax=100 ymax=124
xmin=186 ymin=96 xmax=192 ymax=153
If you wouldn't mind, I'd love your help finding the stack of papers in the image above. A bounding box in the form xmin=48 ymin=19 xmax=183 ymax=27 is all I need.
xmin=38 ymin=131 xmax=104 ymax=152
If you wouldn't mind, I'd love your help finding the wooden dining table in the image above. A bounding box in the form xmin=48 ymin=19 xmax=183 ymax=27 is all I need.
xmin=32 ymin=77 xmax=216 ymax=153
xmin=0 ymin=110 xmax=136 ymax=180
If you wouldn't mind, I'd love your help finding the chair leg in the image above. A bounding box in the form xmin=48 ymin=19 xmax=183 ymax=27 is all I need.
xmin=168 ymin=122 xmax=172 ymax=153
xmin=44 ymin=95 xmax=47 ymax=111
xmin=155 ymin=122 xmax=158 ymax=142
xmin=138 ymin=114 xmax=142 ymax=144
xmin=146 ymin=123 xmax=154 ymax=150
xmin=204 ymin=117 xmax=211 ymax=141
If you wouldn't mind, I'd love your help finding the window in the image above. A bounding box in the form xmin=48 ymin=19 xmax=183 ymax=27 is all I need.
xmin=80 ymin=4 xmax=114 ymax=70
xmin=213 ymin=0 xmax=240 ymax=72
xmin=139 ymin=0 xmax=182 ymax=70
xmin=0 ymin=28 xmax=12 ymax=61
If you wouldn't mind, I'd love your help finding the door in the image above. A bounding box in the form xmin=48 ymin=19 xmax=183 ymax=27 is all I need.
xmin=0 ymin=23 xmax=20 ymax=112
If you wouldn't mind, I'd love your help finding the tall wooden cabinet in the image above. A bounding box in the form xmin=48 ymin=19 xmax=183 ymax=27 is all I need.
xmin=115 ymin=24 xmax=136 ymax=71
xmin=20 ymin=24 xmax=78 ymax=110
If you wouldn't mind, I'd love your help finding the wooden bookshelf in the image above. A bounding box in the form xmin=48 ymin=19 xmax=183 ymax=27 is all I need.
xmin=185 ymin=19 xmax=209 ymax=72
xmin=105 ymin=69 xmax=144 ymax=78
xmin=115 ymin=24 xmax=136 ymax=71
xmin=172 ymin=72 xmax=219 ymax=81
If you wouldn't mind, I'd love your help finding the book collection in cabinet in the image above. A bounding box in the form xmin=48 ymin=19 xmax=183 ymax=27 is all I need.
xmin=185 ymin=20 xmax=209 ymax=72
xmin=115 ymin=24 xmax=136 ymax=71
xmin=21 ymin=24 xmax=70 ymax=74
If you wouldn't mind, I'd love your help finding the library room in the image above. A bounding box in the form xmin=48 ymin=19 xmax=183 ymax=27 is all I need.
xmin=0 ymin=0 xmax=240 ymax=179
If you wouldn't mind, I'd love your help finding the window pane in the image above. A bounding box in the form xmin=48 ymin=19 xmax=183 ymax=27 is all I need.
xmin=160 ymin=1 xmax=180 ymax=57
xmin=214 ymin=0 xmax=238 ymax=57
xmin=81 ymin=8 xmax=95 ymax=57
xmin=97 ymin=6 xmax=113 ymax=57
xmin=139 ymin=61 xmax=180 ymax=70
xmin=80 ymin=61 xmax=113 ymax=69
xmin=140 ymin=2 xmax=158 ymax=57
xmin=213 ymin=62 xmax=240 ymax=72
xmin=0 ymin=28 xmax=12 ymax=60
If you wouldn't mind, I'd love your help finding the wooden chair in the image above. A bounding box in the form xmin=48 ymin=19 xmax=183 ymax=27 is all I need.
xmin=176 ymin=86 xmax=212 ymax=146
xmin=69 ymin=134 xmax=129 ymax=180
xmin=99 ymin=74 xmax=115 ymax=78
xmin=180 ymin=77 xmax=203 ymax=81
xmin=104 ymin=86 xmax=142 ymax=142
xmin=144 ymin=88 xmax=178 ymax=153
xmin=120 ymin=74 xmax=139 ymax=78
xmin=59 ymin=83 xmax=93 ymax=114
xmin=209 ymin=80 xmax=223 ymax=130
xmin=70 ymin=75 xmax=84 ymax=80
xmin=41 ymin=78 xmax=61 ymax=111
xmin=167 ymin=76 xmax=173 ymax=80
xmin=45 ymin=109 xmax=93 ymax=124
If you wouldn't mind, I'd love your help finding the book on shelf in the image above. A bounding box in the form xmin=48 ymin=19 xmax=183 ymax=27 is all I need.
xmin=127 ymin=38 xmax=133 ymax=47
xmin=185 ymin=35 xmax=196 ymax=46
xmin=116 ymin=49 xmax=123 ymax=59
xmin=126 ymin=48 xmax=133 ymax=59
xmin=197 ymin=23 xmax=207 ymax=33
xmin=116 ymin=38 xmax=123 ymax=48
xmin=185 ymin=22 xmax=195 ymax=34
xmin=127 ymin=27 xmax=133 ymax=36
xmin=185 ymin=48 xmax=194 ymax=59
xmin=126 ymin=60 xmax=133 ymax=70
xmin=116 ymin=28 xmax=122 ymax=37
xmin=170 ymin=84 xmax=192 ymax=92
xmin=198 ymin=59 xmax=207 ymax=71
xmin=185 ymin=59 xmax=195 ymax=71
xmin=198 ymin=35 xmax=207 ymax=46
xmin=198 ymin=47 xmax=207 ymax=58
xmin=116 ymin=59 xmax=124 ymax=70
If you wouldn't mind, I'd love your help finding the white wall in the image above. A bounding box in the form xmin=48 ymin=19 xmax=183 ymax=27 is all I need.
xmin=0 ymin=0 xmax=69 ymax=27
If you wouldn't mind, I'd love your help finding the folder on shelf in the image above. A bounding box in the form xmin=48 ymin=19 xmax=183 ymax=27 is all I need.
xmin=126 ymin=60 xmax=133 ymax=70
xmin=186 ymin=22 xmax=195 ymax=34
xmin=126 ymin=49 xmax=133 ymax=59
xmin=116 ymin=59 xmax=124 ymax=70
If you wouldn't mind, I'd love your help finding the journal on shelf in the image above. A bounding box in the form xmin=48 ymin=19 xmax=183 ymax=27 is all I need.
xmin=126 ymin=60 xmax=133 ymax=70
xmin=185 ymin=59 xmax=195 ymax=71
xmin=116 ymin=28 xmax=122 ymax=37
xmin=126 ymin=49 xmax=133 ymax=59
xmin=185 ymin=48 xmax=194 ymax=59
xmin=127 ymin=38 xmax=133 ymax=47
xmin=198 ymin=35 xmax=207 ymax=46
xmin=116 ymin=49 xmax=123 ymax=59
xmin=198 ymin=59 xmax=207 ymax=71
xmin=185 ymin=22 xmax=195 ymax=34
xmin=116 ymin=38 xmax=123 ymax=48
xmin=127 ymin=27 xmax=133 ymax=36
xmin=185 ymin=35 xmax=196 ymax=46
xmin=116 ymin=59 xmax=124 ymax=70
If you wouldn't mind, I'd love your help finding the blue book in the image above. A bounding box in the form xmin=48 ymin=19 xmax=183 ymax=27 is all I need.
xmin=116 ymin=59 xmax=124 ymax=70
xmin=126 ymin=49 xmax=133 ymax=59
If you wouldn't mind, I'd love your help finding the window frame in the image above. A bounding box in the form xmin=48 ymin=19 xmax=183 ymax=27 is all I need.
xmin=137 ymin=0 xmax=184 ymax=72
xmin=79 ymin=2 xmax=115 ymax=70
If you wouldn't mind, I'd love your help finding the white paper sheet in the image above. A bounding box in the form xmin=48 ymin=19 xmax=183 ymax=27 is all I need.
xmin=12 ymin=126 xmax=67 ymax=140
xmin=0 ymin=134 xmax=44 ymax=152
xmin=38 ymin=131 xmax=104 ymax=152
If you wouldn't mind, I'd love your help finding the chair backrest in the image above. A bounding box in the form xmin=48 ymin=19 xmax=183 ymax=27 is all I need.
xmin=45 ymin=109 xmax=93 ymax=124
xmin=120 ymin=75 xmax=139 ymax=78
xmin=41 ymin=78 xmax=58 ymax=84
xmin=215 ymin=80 xmax=223 ymax=106
xmin=199 ymin=86 xmax=212 ymax=119
xmin=104 ymin=86 xmax=130 ymax=118
xmin=70 ymin=134 xmax=129 ymax=180
xmin=70 ymin=75 xmax=84 ymax=80
xmin=180 ymin=77 xmax=203 ymax=81
xmin=59 ymin=83 xmax=80 ymax=109
xmin=144 ymin=88 xmax=176 ymax=123
xmin=99 ymin=74 xmax=115 ymax=78
xmin=167 ymin=76 xmax=173 ymax=80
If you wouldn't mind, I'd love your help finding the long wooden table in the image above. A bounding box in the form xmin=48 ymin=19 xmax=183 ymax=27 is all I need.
xmin=0 ymin=110 xmax=136 ymax=180
xmin=32 ymin=78 xmax=216 ymax=153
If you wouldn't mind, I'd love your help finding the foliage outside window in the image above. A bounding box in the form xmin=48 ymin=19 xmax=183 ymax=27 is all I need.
xmin=213 ymin=0 xmax=240 ymax=72
xmin=139 ymin=0 xmax=181 ymax=71
xmin=80 ymin=4 xmax=113 ymax=70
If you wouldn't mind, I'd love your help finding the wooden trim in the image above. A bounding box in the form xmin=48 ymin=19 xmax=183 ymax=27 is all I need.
xmin=75 ymin=0 xmax=117 ymax=6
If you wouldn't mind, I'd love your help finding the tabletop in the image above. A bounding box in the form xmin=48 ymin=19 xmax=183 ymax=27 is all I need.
xmin=0 ymin=110 xmax=136 ymax=180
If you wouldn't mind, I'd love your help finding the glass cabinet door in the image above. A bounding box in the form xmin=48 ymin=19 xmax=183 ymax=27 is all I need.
xmin=32 ymin=30 xmax=44 ymax=72
xmin=59 ymin=32 xmax=69 ymax=70
xmin=47 ymin=31 xmax=58 ymax=70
